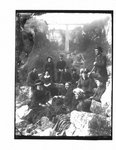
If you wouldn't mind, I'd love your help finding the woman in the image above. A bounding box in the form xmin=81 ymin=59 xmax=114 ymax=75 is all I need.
xmin=43 ymin=71 xmax=58 ymax=97
xmin=44 ymin=56 xmax=55 ymax=82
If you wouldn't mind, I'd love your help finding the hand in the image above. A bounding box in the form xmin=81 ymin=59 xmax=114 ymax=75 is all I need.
xmin=93 ymin=62 xmax=97 ymax=66
xmin=88 ymin=72 xmax=91 ymax=77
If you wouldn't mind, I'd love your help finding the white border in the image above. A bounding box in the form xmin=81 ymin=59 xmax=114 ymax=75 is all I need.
xmin=0 ymin=0 xmax=115 ymax=150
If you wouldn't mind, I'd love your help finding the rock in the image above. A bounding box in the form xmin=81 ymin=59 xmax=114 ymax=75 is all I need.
xmin=65 ymin=123 xmax=76 ymax=136
xmin=90 ymin=100 xmax=106 ymax=115
xmin=39 ymin=128 xmax=54 ymax=136
xmin=101 ymin=81 xmax=111 ymax=107
xmin=100 ymin=81 xmax=111 ymax=117
xmin=90 ymin=100 xmax=111 ymax=117
xmin=16 ymin=105 xmax=31 ymax=119
xmin=40 ymin=116 xmax=54 ymax=131
xmin=69 ymin=110 xmax=111 ymax=136
xmin=90 ymin=78 xmax=112 ymax=117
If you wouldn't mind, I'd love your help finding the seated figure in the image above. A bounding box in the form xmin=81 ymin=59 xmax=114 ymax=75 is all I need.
xmin=43 ymin=71 xmax=58 ymax=97
xmin=77 ymin=68 xmax=97 ymax=98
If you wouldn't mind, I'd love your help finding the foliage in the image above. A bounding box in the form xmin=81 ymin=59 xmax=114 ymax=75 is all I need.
xmin=69 ymin=18 xmax=110 ymax=54
xmin=89 ymin=115 xmax=111 ymax=136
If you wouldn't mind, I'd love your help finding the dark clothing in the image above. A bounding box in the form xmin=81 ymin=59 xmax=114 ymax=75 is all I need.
xmin=77 ymin=76 xmax=97 ymax=97
xmin=45 ymin=62 xmax=55 ymax=81
xmin=64 ymin=86 xmax=75 ymax=109
xmin=62 ymin=71 xmax=72 ymax=83
xmin=56 ymin=60 xmax=66 ymax=83
xmin=90 ymin=53 xmax=108 ymax=101
xmin=71 ymin=91 xmax=92 ymax=112
xmin=43 ymin=75 xmax=59 ymax=97
xmin=43 ymin=75 xmax=52 ymax=85
xmin=94 ymin=54 xmax=108 ymax=83
xmin=44 ymin=83 xmax=59 ymax=97
xmin=92 ymin=82 xmax=106 ymax=101
xmin=56 ymin=60 xmax=66 ymax=70
xmin=27 ymin=71 xmax=38 ymax=86
xmin=30 ymin=88 xmax=48 ymax=109
xmin=71 ymin=73 xmax=80 ymax=84
xmin=76 ymin=98 xmax=92 ymax=112
xmin=57 ymin=71 xmax=63 ymax=83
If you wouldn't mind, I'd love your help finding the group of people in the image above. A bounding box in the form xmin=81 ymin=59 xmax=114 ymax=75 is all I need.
xmin=26 ymin=46 xmax=108 ymax=114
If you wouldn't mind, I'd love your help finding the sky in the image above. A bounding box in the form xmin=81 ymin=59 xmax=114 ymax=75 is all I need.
xmin=35 ymin=13 xmax=111 ymax=30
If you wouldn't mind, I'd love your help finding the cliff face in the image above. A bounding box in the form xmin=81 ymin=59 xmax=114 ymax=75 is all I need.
xmin=17 ymin=15 xmax=112 ymax=84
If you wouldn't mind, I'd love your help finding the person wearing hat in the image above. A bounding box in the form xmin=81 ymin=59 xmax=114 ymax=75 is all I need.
xmin=89 ymin=47 xmax=108 ymax=102
xmin=56 ymin=55 xmax=66 ymax=83
xmin=44 ymin=56 xmax=55 ymax=82
xmin=29 ymin=80 xmax=49 ymax=110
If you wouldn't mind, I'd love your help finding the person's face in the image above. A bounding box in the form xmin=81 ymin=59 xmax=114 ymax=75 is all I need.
xmin=74 ymin=92 xmax=79 ymax=99
xmin=95 ymin=49 xmax=99 ymax=55
xmin=37 ymin=85 xmax=43 ymax=91
xmin=48 ymin=58 xmax=51 ymax=62
xmin=65 ymin=83 xmax=70 ymax=90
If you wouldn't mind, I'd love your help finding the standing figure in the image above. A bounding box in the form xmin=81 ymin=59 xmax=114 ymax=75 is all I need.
xmin=56 ymin=55 xmax=66 ymax=83
xmin=90 ymin=47 xmax=108 ymax=101
xmin=44 ymin=56 xmax=55 ymax=82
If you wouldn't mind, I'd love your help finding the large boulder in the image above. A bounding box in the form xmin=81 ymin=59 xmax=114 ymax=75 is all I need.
xmin=65 ymin=110 xmax=111 ymax=136
xmin=101 ymin=79 xmax=112 ymax=107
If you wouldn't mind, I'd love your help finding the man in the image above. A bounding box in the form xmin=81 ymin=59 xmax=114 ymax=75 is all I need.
xmin=89 ymin=47 xmax=108 ymax=102
xmin=56 ymin=55 xmax=66 ymax=83
xmin=29 ymin=80 xmax=49 ymax=109
xmin=25 ymin=80 xmax=50 ymax=123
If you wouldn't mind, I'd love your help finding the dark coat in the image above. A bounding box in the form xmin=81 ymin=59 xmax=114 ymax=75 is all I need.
xmin=62 ymin=71 xmax=72 ymax=83
xmin=45 ymin=61 xmax=55 ymax=75
xmin=94 ymin=54 xmax=108 ymax=81
xmin=30 ymin=87 xmax=48 ymax=109
xmin=27 ymin=71 xmax=38 ymax=86
xmin=71 ymin=73 xmax=80 ymax=84
xmin=56 ymin=60 xmax=66 ymax=70
xmin=77 ymin=76 xmax=97 ymax=94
